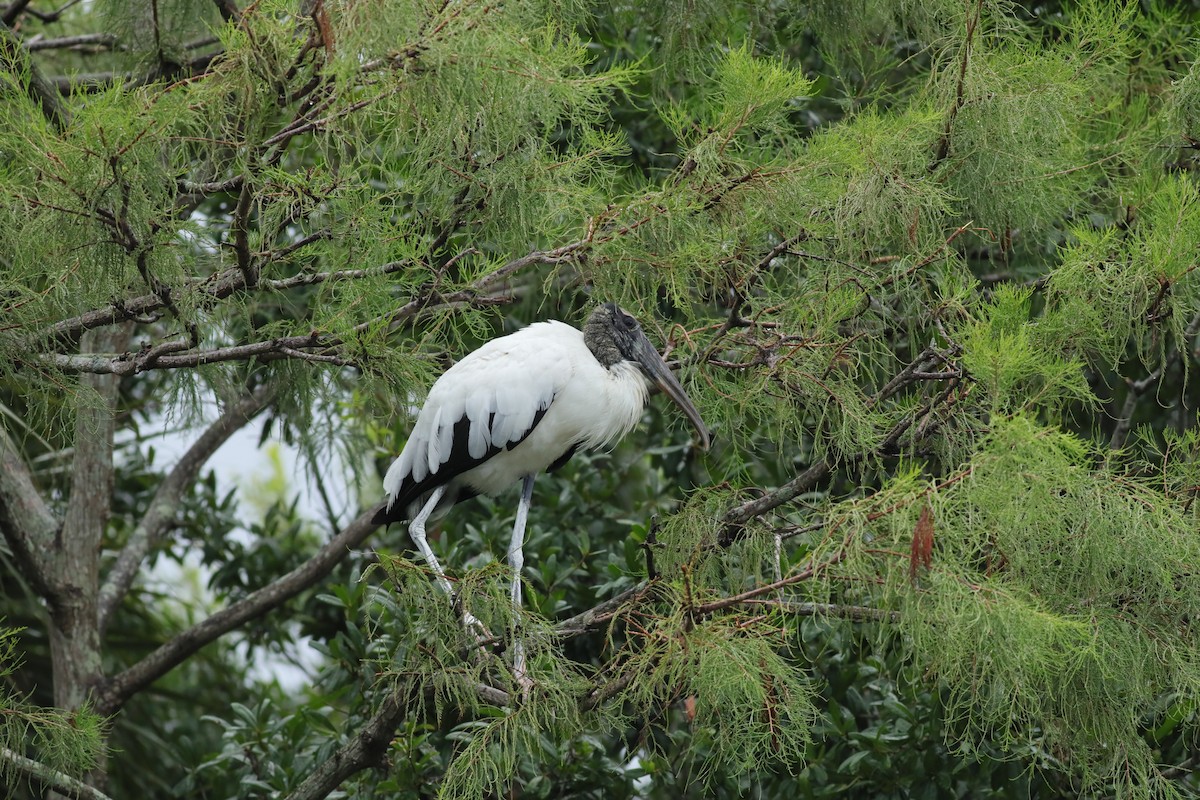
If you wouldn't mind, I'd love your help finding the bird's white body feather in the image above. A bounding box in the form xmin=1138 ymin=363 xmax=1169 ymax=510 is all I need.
xmin=383 ymin=320 xmax=649 ymax=505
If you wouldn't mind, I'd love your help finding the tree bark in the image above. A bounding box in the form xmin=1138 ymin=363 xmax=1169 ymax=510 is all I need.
xmin=0 ymin=426 xmax=58 ymax=598
xmin=45 ymin=324 xmax=130 ymax=790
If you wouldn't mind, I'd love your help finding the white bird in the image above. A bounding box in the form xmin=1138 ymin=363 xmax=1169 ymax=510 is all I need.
xmin=373 ymin=302 xmax=710 ymax=677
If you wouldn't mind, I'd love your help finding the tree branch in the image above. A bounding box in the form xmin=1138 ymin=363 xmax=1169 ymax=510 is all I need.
xmin=39 ymin=287 xmax=186 ymax=344
xmin=51 ymin=324 xmax=130 ymax=712
xmin=0 ymin=0 xmax=32 ymax=28
xmin=743 ymin=598 xmax=900 ymax=622
xmin=96 ymin=384 xmax=277 ymax=634
xmin=0 ymin=746 xmax=114 ymax=800
xmin=45 ymin=333 xmax=348 ymax=375
xmin=212 ymin=0 xmax=240 ymax=23
xmin=930 ymin=0 xmax=982 ymax=170
xmin=35 ymin=235 xmax=595 ymax=374
xmin=93 ymin=504 xmax=385 ymax=716
xmin=1108 ymin=310 xmax=1200 ymax=451
xmin=284 ymin=672 xmax=512 ymax=800
xmin=230 ymin=179 xmax=257 ymax=287
xmin=282 ymin=690 xmax=409 ymax=800
xmin=0 ymin=424 xmax=58 ymax=599
xmin=36 ymin=232 xmax=587 ymax=349
xmin=24 ymin=32 xmax=118 ymax=52
xmin=552 ymin=581 xmax=650 ymax=637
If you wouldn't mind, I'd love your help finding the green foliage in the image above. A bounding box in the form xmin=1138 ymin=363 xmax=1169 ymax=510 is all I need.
xmin=858 ymin=416 xmax=1200 ymax=795
xmin=959 ymin=285 xmax=1095 ymax=414
xmin=615 ymin=608 xmax=817 ymax=783
xmin=1052 ymin=173 xmax=1200 ymax=368
xmin=0 ymin=625 xmax=105 ymax=789
xmin=3 ymin=0 xmax=1200 ymax=798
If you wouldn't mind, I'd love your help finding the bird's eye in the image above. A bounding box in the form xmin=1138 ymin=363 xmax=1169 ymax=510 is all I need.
xmin=619 ymin=313 xmax=637 ymax=330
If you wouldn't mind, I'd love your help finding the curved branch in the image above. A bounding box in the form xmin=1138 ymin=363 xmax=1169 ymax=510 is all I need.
xmin=96 ymin=384 xmax=277 ymax=634
xmin=93 ymin=504 xmax=383 ymax=717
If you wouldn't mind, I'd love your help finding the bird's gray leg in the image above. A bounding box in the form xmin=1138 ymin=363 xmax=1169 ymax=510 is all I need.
xmin=508 ymin=474 xmax=535 ymax=687
xmin=408 ymin=485 xmax=451 ymax=596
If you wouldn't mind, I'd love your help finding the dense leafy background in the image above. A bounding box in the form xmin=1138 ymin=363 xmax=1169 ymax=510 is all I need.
xmin=2 ymin=0 xmax=1200 ymax=798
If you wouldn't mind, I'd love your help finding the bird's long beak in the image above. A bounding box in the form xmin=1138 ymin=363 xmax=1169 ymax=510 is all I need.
xmin=633 ymin=334 xmax=711 ymax=450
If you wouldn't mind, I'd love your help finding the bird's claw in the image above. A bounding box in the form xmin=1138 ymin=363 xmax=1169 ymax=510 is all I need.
xmin=512 ymin=641 xmax=534 ymax=700
xmin=462 ymin=610 xmax=493 ymax=641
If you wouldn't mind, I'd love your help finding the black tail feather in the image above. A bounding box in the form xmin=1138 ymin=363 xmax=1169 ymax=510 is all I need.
xmin=371 ymin=500 xmax=407 ymax=527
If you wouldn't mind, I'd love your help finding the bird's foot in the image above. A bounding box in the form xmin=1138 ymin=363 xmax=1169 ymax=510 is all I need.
xmin=512 ymin=641 xmax=534 ymax=700
xmin=461 ymin=610 xmax=493 ymax=641
xmin=515 ymin=671 xmax=534 ymax=700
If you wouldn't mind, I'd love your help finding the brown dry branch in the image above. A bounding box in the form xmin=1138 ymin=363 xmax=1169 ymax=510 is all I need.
xmin=94 ymin=503 xmax=383 ymax=716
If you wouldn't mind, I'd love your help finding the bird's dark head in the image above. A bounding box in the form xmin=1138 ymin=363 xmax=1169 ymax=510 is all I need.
xmin=584 ymin=303 xmax=711 ymax=450
xmin=583 ymin=302 xmax=641 ymax=368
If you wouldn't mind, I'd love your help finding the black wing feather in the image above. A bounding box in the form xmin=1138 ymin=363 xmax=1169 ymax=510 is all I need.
xmin=372 ymin=404 xmax=553 ymax=526
xmin=547 ymin=443 xmax=578 ymax=473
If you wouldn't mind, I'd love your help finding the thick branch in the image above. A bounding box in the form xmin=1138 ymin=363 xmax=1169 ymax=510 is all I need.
xmin=285 ymin=674 xmax=511 ymax=800
xmin=720 ymin=460 xmax=832 ymax=540
xmin=0 ymin=746 xmax=114 ymax=800
xmin=96 ymin=384 xmax=277 ymax=633
xmin=39 ymin=287 xmax=185 ymax=344
xmin=230 ymin=180 xmax=256 ymax=287
xmin=45 ymin=333 xmax=347 ymax=375
xmin=25 ymin=32 xmax=118 ymax=51
xmin=1 ymin=0 xmax=33 ymax=26
xmin=283 ymin=691 xmax=408 ymax=800
xmin=0 ymin=425 xmax=58 ymax=598
xmin=94 ymin=504 xmax=384 ymax=716
xmin=553 ymin=581 xmax=649 ymax=636
xmin=52 ymin=324 xmax=130 ymax=712
xmin=212 ymin=0 xmax=240 ymax=23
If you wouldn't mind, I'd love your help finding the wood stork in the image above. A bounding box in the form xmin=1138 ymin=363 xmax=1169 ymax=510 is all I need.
xmin=373 ymin=302 xmax=709 ymax=676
